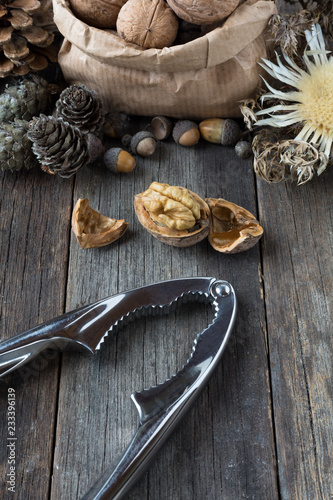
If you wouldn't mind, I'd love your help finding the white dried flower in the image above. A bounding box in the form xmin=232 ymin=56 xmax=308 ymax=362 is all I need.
xmin=256 ymin=23 xmax=333 ymax=172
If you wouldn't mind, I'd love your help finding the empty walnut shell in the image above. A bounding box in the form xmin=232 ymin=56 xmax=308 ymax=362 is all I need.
xmin=206 ymin=198 xmax=263 ymax=254
xmin=166 ymin=0 xmax=240 ymax=25
xmin=72 ymin=198 xmax=129 ymax=249
xmin=117 ymin=0 xmax=179 ymax=49
xmin=69 ymin=0 xmax=128 ymax=28
xmin=134 ymin=182 xmax=210 ymax=247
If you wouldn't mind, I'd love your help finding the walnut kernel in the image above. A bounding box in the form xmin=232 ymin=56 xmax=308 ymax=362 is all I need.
xmin=134 ymin=182 xmax=210 ymax=246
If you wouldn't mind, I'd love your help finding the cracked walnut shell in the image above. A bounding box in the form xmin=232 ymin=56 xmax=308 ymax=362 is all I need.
xmin=166 ymin=0 xmax=240 ymax=25
xmin=72 ymin=198 xmax=129 ymax=249
xmin=206 ymin=198 xmax=263 ymax=254
xmin=117 ymin=0 xmax=179 ymax=49
xmin=134 ymin=182 xmax=210 ymax=247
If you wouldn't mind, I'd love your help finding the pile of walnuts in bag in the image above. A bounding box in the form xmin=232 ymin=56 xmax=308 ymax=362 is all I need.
xmin=68 ymin=0 xmax=247 ymax=49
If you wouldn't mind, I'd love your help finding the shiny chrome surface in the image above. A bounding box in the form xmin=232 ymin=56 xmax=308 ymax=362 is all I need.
xmin=81 ymin=278 xmax=237 ymax=500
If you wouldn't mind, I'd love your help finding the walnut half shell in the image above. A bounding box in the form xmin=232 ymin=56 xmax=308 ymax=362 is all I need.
xmin=134 ymin=182 xmax=210 ymax=247
xmin=72 ymin=198 xmax=129 ymax=249
xmin=206 ymin=198 xmax=263 ymax=253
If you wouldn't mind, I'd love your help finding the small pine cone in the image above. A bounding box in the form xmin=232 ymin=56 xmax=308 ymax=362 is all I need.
xmin=55 ymin=84 xmax=104 ymax=135
xmin=27 ymin=114 xmax=91 ymax=178
xmin=0 ymin=0 xmax=60 ymax=78
xmin=0 ymin=120 xmax=37 ymax=172
xmin=0 ymin=75 xmax=51 ymax=123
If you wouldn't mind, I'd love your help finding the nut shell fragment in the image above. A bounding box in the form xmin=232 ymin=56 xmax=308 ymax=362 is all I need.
xmin=206 ymin=198 xmax=263 ymax=253
xmin=135 ymin=182 xmax=210 ymax=247
xmin=72 ymin=198 xmax=129 ymax=249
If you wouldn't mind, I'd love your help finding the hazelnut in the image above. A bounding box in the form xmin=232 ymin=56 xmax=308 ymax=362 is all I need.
xmin=72 ymin=198 xmax=129 ymax=249
xmin=151 ymin=116 xmax=173 ymax=140
xmin=235 ymin=140 xmax=252 ymax=159
xmin=131 ymin=131 xmax=157 ymax=156
xmin=103 ymin=112 xmax=131 ymax=138
xmin=68 ymin=0 xmax=127 ymax=28
xmin=199 ymin=118 xmax=242 ymax=146
xmin=134 ymin=181 xmax=210 ymax=247
xmin=103 ymin=147 xmax=136 ymax=173
xmin=172 ymin=120 xmax=200 ymax=146
xmin=206 ymin=197 xmax=263 ymax=254
xmin=117 ymin=0 xmax=179 ymax=49
xmin=166 ymin=0 xmax=240 ymax=25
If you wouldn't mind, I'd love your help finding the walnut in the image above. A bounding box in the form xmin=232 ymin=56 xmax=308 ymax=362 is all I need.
xmin=117 ymin=0 xmax=179 ymax=49
xmin=72 ymin=198 xmax=129 ymax=249
xmin=68 ymin=0 xmax=128 ymax=29
xmin=206 ymin=198 xmax=263 ymax=254
xmin=134 ymin=182 xmax=210 ymax=247
xmin=166 ymin=0 xmax=240 ymax=25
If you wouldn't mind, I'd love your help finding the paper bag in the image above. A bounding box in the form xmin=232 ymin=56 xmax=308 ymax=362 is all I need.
xmin=52 ymin=0 xmax=277 ymax=119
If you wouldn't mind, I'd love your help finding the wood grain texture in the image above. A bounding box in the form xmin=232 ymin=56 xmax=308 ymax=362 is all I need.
xmin=0 ymin=169 xmax=74 ymax=499
xmin=49 ymin=133 xmax=278 ymax=500
xmin=0 ymin=2 xmax=332 ymax=500
xmin=257 ymin=170 xmax=333 ymax=500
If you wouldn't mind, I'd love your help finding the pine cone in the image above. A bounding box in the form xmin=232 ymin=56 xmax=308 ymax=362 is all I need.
xmin=0 ymin=75 xmax=51 ymax=122
xmin=0 ymin=0 xmax=60 ymax=78
xmin=55 ymin=84 xmax=104 ymax=135
xmin=0 ymin=120 xmax=37 ymax=172
xmin=27 ymin=114 xmax=91 ymax=178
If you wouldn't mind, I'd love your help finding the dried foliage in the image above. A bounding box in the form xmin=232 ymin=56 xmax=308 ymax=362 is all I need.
xmin=284 ymin=0 xmax=333 ymax=44
xmin=252 ymin=128 xmax=328 ymax=185
xmin=269 ymin=11 xmax=315 ymax=59
xmin=239 ymin=99 xmax=261 ymax=130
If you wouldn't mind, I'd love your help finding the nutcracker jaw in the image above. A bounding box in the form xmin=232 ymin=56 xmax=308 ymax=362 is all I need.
xmin=0 ymin=277 xmax=236 ymax=500
xmin=81 ymin=277 xmax=237 ymax=500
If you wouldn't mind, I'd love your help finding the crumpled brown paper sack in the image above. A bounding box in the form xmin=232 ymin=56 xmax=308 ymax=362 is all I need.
xmin=52 ymin=0 xmax=277 ymax=119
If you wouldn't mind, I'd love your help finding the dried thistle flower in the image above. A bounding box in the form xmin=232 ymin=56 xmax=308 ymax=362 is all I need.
xmin=253 ymin=131 xmax=328 ymax=185
xmin=256 ymin=24 xmax=333 ymax=163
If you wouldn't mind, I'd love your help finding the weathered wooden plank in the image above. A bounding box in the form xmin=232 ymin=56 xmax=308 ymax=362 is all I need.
xmin=256 ymin=1 xmax=333 ymax=497
xmin=256 ymin=170 xmax=333 ymax=500
xmin=0 ymin=169 xmax=73 ymax=499
xmin=50 ymin=133 xmax=278 ymax=499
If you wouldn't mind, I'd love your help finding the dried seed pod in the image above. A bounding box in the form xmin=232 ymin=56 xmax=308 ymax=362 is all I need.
xmin=206 ymin=198 xmax=263 ymax=254
xmin=134 ymin=181 xmax=210 ymax=247
xmin=235 ymin=140 xmax=252 ymax=159
xmin=131 ymin=131 xmax=157 ymax=157
xmin=72 ymin=198 xmax=129 ymax=249
xmin=172 ymin=120 xmax=200 ymax=146
xmin=103 ymin=147 xmax=136 ymax=173
xmin=199 ymin=118 xmax=242 ymax=146
xmin=151 ymin=116 xmax=173 ymax=140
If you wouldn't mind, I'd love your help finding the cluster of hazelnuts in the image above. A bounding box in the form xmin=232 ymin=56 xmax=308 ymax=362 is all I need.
xmin=103 ymin=113 xmax=252 ymax=174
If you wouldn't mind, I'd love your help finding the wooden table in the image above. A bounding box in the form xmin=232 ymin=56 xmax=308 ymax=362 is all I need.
xmin=0 ymin=2 xmax=332 ymax=499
